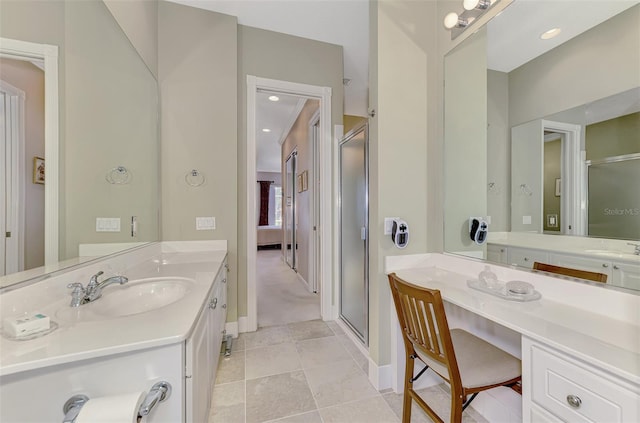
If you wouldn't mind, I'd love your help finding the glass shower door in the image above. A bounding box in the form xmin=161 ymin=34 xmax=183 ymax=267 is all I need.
xmin=339 ymin=124 xmax=368 ymax=344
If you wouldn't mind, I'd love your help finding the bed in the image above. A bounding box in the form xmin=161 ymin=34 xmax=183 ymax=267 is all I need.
xmin=257 ymin=225 xmax=283 ymax=248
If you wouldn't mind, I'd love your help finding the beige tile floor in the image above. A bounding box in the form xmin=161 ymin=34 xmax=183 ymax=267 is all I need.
xmin=256 ymin=250 xmax=321 ymax=327
xmin=210 ymin=320 xmax=488 ymax=423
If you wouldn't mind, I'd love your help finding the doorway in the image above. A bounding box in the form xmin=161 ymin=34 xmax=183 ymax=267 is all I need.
xmin=0 ymin=37 xmax=59 ymax=268
xmin=246 ymin=76 xmax=333 ymax=333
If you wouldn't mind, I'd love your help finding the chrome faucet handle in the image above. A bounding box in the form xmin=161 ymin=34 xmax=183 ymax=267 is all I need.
xmin=88 ymin=271 xmax=104 ymax=287
xmin=67 ymin=283 xmax=86 ymax=307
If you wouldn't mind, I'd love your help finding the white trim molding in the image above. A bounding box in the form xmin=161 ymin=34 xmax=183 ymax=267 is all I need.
xmin=0 ymin=37 xmax=59 ymax=266
xmin=247 ymin=75 xmax=332 ymax=333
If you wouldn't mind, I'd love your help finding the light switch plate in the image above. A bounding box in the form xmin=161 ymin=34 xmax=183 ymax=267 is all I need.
xmin=96 ymin=217 xmax=121 ymax=232
xmin=196 ymin=217 xmax=216 ymax=230
xmin=522 ymin=215 xmax=532 ymax=225
xmin=384 ymin=217 xmax=399 ymax=235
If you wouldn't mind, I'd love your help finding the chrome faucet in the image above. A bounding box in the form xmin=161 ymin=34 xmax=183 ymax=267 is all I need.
xmin=67 ymin=271 xmax=129 ymax=307
xmin=628 ymin=242 xmax=640 ymax=255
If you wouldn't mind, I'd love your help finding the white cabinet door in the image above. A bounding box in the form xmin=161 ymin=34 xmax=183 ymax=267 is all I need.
xmin=548 ymin=253 xmax=612 ymax=279
xmin=185 ymin=301 xmax=211 ymax=423
xmin=487 ymin=244 xmax=508 ymax=264
xmin=523 ymin=337 xmax=639 ymax=423
xmin=611 ymin=261 xmax=640 ymax=290
xmin=508 ymin=247 xmax=548 ymax=269
xmin=209 ymin=262 xmax=227 ymax=378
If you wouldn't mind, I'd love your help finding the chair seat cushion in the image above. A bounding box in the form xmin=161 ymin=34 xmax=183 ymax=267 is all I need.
xmin=415 ymin=329 xmax=521 ymax=390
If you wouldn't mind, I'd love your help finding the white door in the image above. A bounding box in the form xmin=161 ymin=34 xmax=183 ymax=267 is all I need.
xmin=0 ymin=82 xmax=23 ymax=277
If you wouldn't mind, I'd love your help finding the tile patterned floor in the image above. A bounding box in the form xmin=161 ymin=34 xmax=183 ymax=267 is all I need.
xmin=209 ymin=320 xmax=488 ymax=423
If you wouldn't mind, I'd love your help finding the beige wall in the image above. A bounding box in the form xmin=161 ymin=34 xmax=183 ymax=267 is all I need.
xmin=0 ymin=58 xmax=45 ymax=270
xmin=103 ymin=0 xmax=158 ymax=78
xmin=237 ymin=25 xmax=343 ymax=317
xmin=443 ymin=28 xmax=487 ymax=255
xmin=158 ymin=1 xmax=238 ymax=321
xmin=509 ymin=5 xmax=640 ymax=128
xmin=343 ymin=115 xmax=367 ymax=134
xmin=281 ymin=99 xmax=319 ymax=284
xmin=64 ymin=0 xmax=158 ymax=259
xmin=586 ymin=112 xmax=640 ymax=160
xmin=487 ymin=70 xmax=510 ymax=232
xmin=369 ymin=0 xmax=433 ymax=365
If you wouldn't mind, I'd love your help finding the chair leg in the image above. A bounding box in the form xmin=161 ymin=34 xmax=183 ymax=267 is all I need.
xmin=450 ymin=390 xmax=464 ymax=423
xmin=461 ymin=392 xmax=478 ymax=412
xmin=402 ymin=352 xmax=415 ymax=423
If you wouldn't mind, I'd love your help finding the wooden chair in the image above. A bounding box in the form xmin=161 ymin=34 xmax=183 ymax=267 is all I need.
xmin=532 ymin=262 xmax=607 ymax=283
xmin=388 ymin=273 xmax=521 ymax=423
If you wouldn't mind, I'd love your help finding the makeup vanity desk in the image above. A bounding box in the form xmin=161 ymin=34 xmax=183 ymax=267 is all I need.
xmin=385 ymin=253 xmax=640 ymax=423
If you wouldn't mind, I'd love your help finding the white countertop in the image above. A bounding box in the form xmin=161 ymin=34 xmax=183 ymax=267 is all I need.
xmin=0 ymin=242 xmax=227 ymax=376
xmin=386 ymin=253 xmax=640 ymax=385
xmin=488 ymin=232 xmax=640 ymax=263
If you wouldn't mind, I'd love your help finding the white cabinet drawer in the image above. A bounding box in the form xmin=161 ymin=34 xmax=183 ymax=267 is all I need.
xmin=530 ymin=344 xmax=638 ymax=423
xmin=530 ymin=404 xmax=562 ymax=423
xmin=508 ymin=247 xmax=548 ymax=269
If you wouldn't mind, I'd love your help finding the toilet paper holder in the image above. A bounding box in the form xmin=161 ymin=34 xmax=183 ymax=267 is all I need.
xmin=62 ymin=381 xmax=172 ymax=422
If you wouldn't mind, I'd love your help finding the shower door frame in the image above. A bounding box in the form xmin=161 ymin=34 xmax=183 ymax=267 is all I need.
xmin=338 ymin=122 xmax=369 ymax=345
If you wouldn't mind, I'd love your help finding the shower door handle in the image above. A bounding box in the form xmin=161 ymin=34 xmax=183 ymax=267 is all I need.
xmin=361 ymin=227 xmax=366 ymax=240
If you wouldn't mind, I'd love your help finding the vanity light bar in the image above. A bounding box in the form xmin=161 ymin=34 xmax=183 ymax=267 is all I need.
xmin=444 ymin=0 xmax=498 ymax=39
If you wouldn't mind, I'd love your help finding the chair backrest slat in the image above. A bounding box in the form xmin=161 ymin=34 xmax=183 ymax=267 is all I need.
xmin=388 ymin=273 xmax=460 ymax=380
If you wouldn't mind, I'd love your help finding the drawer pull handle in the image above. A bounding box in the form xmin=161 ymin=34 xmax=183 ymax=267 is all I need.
xmin=524 ymin=257 xmax=529 ymax=262
xmin=566 ymin=394 xmax=582 ymax=409
xmin=222 ymin=278 xmax=227 ymax=283
xmin=613 ymin=265 xmax=619 ymax=270
xmin=602 ymin=263 xmax=609 ymax=268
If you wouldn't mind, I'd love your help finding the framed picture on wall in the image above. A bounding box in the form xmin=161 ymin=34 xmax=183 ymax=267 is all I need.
xmin=555 ymin=178 xmax=561 ymax=196
xmin=33 ymin=156 xmax=45 ymax=184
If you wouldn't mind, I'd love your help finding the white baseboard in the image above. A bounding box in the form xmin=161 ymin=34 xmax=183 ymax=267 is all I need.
xmin=368 ymin=359 xmax=392 ymax=391
xmin=238 ymin=316 xmax=249 ymax=333
xmin=225 ymin=321 xmax=239 ymax=338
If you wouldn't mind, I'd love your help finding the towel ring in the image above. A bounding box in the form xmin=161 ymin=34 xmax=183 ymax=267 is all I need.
xmin=106 ymin=166 xmax=131 ymax=185
xmin=185 ymin=169 xmax=205 ymax=187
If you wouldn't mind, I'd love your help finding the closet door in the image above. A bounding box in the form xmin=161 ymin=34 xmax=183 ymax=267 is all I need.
xmin=339 ymin=124 xmax=368 ymax=344
xmin=284 ymin=151 xmax=297 ymax=270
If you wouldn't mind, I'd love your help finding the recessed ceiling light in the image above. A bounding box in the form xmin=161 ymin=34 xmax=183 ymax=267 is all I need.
xmin=268 ymin=95 xmax=279 ymax=102
xmin=540 ymin=28 xmax=561 ymax=40
xmin=262 ymin=128 xmax=271 ymax=133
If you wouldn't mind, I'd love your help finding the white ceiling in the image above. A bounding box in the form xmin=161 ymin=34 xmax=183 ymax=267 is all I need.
xmin=167 ymin=0 xmax=370 ymax=117
xmin=255 ymin=92 xmax=305 ymax=172
xmin=487 ymin=0 xmax=640 ymax=73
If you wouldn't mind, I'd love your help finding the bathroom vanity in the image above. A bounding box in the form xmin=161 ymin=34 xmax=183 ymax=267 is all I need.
xmin=487 ymin=232 xmax=640 ymax=290
xmin=0 ymin=241 xmax=228 ymax=422
xmin=385 ymin=253 xmax=640 ymax=422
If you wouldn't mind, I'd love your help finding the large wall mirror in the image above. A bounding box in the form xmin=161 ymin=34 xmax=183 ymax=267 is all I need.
xmin=444 ymin=1 xmax=640 ymax=291
xmin=0 ymin=0 xmax=159 ymax=289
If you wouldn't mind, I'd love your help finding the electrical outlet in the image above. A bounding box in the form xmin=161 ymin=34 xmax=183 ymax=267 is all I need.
xmin=196 ymin=217 xmax=216 ymax=230
xmin=96 ymin=217 xmax=121 ymax=232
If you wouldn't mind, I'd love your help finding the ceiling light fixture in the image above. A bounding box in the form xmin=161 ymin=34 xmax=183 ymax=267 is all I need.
xmin=540 ymin=28 xmax=561 ymax=40
xmin=262 ymin=128 xmax=271 ymax=133
xmin=268 ymin=95 xmax=279 ymax=102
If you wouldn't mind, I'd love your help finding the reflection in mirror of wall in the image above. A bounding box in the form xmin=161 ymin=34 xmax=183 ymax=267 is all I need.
xmin=444 ymin=1 xmax=640 ymax=291
xmin=0 ymin=0 xmax=159 ymax=289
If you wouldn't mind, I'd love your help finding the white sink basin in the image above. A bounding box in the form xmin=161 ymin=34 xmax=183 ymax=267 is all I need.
xmin=92 ymin=277 xmax=195 ymax=318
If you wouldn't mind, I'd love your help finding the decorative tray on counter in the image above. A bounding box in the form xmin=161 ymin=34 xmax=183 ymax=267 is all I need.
xmin=467 ymin=279 xmax=541 ymax=302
